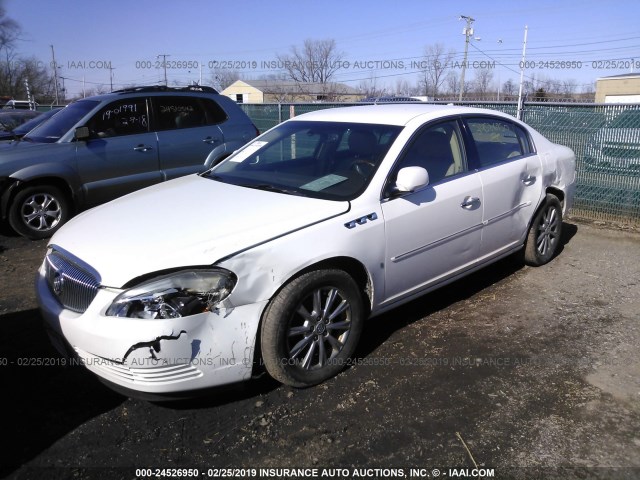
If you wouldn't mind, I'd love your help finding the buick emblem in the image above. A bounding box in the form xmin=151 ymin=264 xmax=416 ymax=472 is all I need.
xmin=53 ymin=270 xmax=65 ymax=296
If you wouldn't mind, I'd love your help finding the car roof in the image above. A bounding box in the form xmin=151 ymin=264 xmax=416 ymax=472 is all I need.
xmin=290 ymin=104 xmax=519 ymax=126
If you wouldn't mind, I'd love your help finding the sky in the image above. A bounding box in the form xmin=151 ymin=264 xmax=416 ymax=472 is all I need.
xmin=6 ymin=0 xmax=640 ymax=99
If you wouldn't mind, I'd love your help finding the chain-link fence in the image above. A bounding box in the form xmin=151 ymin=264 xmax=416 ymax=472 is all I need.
xmin=240 ymin=102 xmax=640 ymax=225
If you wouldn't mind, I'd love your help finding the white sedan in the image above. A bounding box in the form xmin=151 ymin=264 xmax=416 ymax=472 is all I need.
xmin=36 ymin=104 xmax=576 ymax=397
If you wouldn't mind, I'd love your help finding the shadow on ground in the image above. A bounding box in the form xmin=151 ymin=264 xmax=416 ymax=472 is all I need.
xmin=356 ymin=222 xmax=578 ymax=360
xmin=0 ymin=309 xmax=125 ymax=477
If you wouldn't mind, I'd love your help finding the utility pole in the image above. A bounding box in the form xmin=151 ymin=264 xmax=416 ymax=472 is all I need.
xmin=50 ymin=45 xmax=60 ymax=105
xmin=157 ymin=54 xmax=170 ymax=86
xmin=458 ymin=15 xmax=475 ymax=102
xmin=517 ymin=26 xmax=529 ymax=120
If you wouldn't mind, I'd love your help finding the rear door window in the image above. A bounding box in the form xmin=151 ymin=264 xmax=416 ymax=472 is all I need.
xmin=465 ymin=117 xmax=532 ymax=168
xmin=152 ymin=96 xmax=228 ymax=131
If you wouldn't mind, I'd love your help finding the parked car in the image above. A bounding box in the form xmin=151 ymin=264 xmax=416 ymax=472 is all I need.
xmin=2 ymin=99 xmax=39 ymax=110
xmin=584 ymin=108 xmax=640 ymax=175
xmin=37 ymin=104 xmax=576 ymax=399
xmin=0 ymin=110 xmax=42 ymax=140
xmin=0 ymin=108 xmax=62 ymax=142
xmin=0 ymin=85 xmax=258 ymax=239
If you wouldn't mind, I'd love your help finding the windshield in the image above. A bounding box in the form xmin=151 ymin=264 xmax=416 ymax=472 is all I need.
xmin=208 ymin=120 xmax=403 ymax=201
xmin=14 ymin=108 xmax=61 ymax=136
xmin=0 ymin=112 xmax=39 ymax=131
xmin=24 ymin=100 xmax=99 ymax=143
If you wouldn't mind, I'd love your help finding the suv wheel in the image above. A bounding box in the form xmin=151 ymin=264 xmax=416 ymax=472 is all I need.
xmin=8 ymin=185 xmax=71 ymax=240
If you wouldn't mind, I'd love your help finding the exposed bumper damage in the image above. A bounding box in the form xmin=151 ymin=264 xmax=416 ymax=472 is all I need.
xmin=36 ymin=268 xmax=268 ymax=394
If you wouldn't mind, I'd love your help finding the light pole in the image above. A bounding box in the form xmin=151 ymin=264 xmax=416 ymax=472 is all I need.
xmin=458 ymin=15 xmax=475 ymax=102
xmin=516 ymin=26 xmax=529 ymax=120
xmin=497 ymin=39 xmax=503 ymax=101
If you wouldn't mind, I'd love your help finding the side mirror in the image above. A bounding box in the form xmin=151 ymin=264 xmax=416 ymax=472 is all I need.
xmin=74 ymin=126 xmax=90 ymax=141
xmin=395 ymin=166 xmax=429 ymax=192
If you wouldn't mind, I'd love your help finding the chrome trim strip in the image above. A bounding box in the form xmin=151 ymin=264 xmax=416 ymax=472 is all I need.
xmin=391 ymin=222 xmax=484 ymax=263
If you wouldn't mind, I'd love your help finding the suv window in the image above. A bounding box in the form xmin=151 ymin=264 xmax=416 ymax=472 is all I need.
xmin=152 ymin=96 xmax=227 ymax=131
xmin=465 ymin=117 xmax=531 ymax=167
xmin=88 ymin=98 xmax=149 ymax=138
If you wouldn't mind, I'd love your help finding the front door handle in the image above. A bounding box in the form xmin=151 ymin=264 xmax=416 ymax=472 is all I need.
xmin=202 ymin=137 xmax=220 ymax=145
xmin=461 ymin=196 xmax=481 ymax=209
xmin=133 ymin=144 xmax=153 ymax=152
xmin=522 ymin=174 xmax=536 ymax=186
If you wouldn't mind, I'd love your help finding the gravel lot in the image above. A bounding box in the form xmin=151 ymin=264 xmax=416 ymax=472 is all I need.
xmin=1 ymin=218 xmax=639 ymax=480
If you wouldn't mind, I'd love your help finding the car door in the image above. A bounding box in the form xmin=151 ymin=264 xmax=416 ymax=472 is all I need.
xmin=151 ymin=96 xmax=225 ymax=180
xmin=76 ymin=97 xmax=161 ymax=208
xmin=380 ymin=120 xmax=483 ymax=305
xmin=463 ymin=117 xmax=543 ymax=259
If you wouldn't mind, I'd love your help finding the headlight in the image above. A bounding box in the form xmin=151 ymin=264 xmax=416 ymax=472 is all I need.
xmin=106 ymin=269 xmax=236 ymax=319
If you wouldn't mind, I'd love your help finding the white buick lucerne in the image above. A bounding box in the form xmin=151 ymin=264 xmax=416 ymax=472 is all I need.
xmin=36 ymin=104 xmax=576 ymax=397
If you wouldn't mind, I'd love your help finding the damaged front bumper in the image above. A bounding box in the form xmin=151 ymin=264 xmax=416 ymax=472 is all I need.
xmin=36 ymin=267 xmax=268 ymax=395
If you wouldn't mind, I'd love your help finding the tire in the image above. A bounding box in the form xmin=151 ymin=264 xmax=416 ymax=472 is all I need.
xmin=8 ymin=185 xmax=71 ymax=240
xmin=260 ymin=269 xmax=365 ymax=388
xmin=524 ymin=194 xmax=563 ymax=266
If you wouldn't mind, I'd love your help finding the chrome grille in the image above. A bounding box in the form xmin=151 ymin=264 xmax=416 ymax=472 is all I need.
xmin=45 ymin=252 xmax=100 ymax=313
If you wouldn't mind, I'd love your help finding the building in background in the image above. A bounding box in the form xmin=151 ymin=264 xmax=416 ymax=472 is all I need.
xmin=222 ymin=80 xmax=363 ymax=103
xmin=596 ymin=73 xmax=640 ymax=103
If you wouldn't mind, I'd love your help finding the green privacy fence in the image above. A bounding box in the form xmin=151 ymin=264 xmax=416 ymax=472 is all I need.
xmin=240 ymin=102 xmax=640 ymax=225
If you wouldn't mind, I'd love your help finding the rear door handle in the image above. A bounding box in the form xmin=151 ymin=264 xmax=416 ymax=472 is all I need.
xmin=460 ymin=196 xmax=481 ymax=209
xmin=202 ymin=137 xmax=220 ymax=145
xmin=133 ymin=144 xmax=153 ymax=152
xmin=522 ymin=174 xmax=536 ymax=186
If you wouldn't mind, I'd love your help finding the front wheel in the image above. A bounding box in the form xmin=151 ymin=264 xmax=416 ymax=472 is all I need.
xmin=524 ymin=194 xmax=563 ymax=266
xmin=260 ymin=269 xmax=365 ymax=388
xmin=8 ymin=185 xmax=71 ymax=240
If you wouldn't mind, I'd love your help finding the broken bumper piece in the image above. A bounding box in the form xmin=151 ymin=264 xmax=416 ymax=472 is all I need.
xmin=36 ymin=268 xmax=268 ymax=395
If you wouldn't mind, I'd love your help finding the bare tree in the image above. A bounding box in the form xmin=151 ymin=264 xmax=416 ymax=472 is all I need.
xmin=358 ymin=73 xmax=385 ymax=98
xmin=277 ymin=38 xmax=345 ymax=97
xmin=211 ymin=69 xmax=241 ymax=91
xmin=473 ymin=68 xmax=494 ymax=98
xmin=562 ymin=79 xmax=578 ymax=98
xmin=0 ymin=1 xmax=19 ymax=51
xmin=0 ymin=4 xmax=56 ymax=103
xmin=418 ymin=43 xmax=455 ymax=98
xmin=445 ymin=71 xmax=460 ymax=96
xmin=502 ymin=79 xmax=517 ymax=100
xmin=395 ymin=79 xmax=413 ymax=97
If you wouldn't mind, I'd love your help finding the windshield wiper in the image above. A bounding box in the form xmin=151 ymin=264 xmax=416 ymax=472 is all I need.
xmin=242 ymin=183 xmax=307 ymax=196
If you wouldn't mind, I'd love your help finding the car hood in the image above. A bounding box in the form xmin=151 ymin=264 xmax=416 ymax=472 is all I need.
xmin=0 ymin=139 xmax=58 ymax=162
xmin=50 ymin=175 xmax=350 ymax=287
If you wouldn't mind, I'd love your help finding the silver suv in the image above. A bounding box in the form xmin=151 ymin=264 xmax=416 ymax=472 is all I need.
xmin=0 ymin=85 xmax=258 ymax=239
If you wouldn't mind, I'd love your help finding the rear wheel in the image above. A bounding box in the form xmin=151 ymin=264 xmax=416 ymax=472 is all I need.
xmin=8 ymin=185 xmax=71 ymax=240
xmin=260 ymin=269 xmax=365 ymax=388
xmin=524 ymin=194 xmax=563 ymax=266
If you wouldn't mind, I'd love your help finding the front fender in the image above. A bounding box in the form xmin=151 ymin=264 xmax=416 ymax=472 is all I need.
xmin=0 ymin=163 xmax=83 ymax=218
